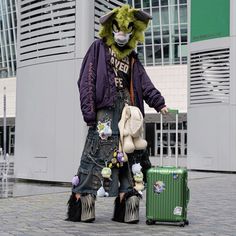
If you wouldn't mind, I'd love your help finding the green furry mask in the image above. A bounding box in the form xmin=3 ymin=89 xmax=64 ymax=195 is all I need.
xmin=99 ymin=5 xmax=152 ymax=60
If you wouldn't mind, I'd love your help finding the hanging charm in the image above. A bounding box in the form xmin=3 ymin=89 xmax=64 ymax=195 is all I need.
xmin=101 ymin=167 xmax=112 ymax=179
xmin=97 ymin=181 xmax=109 ymax=197
xmin=132 ymin=163 xmax=145 ymax=193
xmin=71 ymin=175 xmax=80 ymax=187
xmin=97 ymin=120 xmax=112 ymax=140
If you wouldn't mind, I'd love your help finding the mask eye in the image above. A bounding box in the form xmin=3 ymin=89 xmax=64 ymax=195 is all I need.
xmin=127 ymin=22 xmax=134 ymax=33
xmin=112 ymin=20 xmax=120 ymax=33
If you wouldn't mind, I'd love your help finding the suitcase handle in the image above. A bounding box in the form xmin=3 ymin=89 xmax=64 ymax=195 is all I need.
xmin=167 ymin=108 xmax=179 ymax=114
xmin=160 ymin=108 xmax=179 ymax=167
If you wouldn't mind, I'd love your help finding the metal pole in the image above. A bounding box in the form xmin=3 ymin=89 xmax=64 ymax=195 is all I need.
xmin=3 ymin=86 xmax=6 ymax=161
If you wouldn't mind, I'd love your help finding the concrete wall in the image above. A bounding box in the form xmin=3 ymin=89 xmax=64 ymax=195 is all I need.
xmin=145 ymin=65 xmax=187 ymax=114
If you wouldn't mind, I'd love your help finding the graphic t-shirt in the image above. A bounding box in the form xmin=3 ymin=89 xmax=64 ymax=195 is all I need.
xmin=109 ymin=48 xmax=130 ymax=90
xmin=96 ymin=49 xmax=132 ymax=138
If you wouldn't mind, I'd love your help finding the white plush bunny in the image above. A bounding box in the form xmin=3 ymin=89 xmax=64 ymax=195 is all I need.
xmin=119 ymin=104 xmax=147 ymax=154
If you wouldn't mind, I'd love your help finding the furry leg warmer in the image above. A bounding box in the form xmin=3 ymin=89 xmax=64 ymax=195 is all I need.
xmin=66 ymin=193 xmax=82 ymax=222
xmin=112 ymin=196 xmax=126 ymax=222
xmin=112 ymin=189 xmax=142 ymax=224
xmin=80 ymin=194 xmax=95 ymax=222
xmin=66 ymin=193 xmax=95 ymax=223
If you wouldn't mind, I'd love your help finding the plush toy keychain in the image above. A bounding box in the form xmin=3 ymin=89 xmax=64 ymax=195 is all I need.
xmin=97 ymin=181 xmax=109 ymax=197
xmin=131 ymin=163 xmax=145 ymax=193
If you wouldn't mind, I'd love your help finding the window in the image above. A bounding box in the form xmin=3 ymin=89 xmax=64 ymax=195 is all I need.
xmin=130 ymin=0 xmax=188 ymax=66
xmin=0 ymin=0 xmax=17 ymax=78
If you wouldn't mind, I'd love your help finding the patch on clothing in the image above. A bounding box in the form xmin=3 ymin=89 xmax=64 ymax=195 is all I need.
xmin=109 ymin=48 xmax=130 ymax=90
xmin=97 ymin=120 xmax=112 ymax=140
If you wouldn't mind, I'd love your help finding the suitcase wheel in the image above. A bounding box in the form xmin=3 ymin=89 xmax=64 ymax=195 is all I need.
xmin=184 ymin=220 xmax=189 ymax=225
xmin=146 ymin=219 xmax=155 ymax=225
xmin=180 ymin=220 xmax=189 ymax=227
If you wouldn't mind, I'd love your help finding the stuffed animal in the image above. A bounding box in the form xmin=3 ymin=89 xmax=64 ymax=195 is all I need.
xmin=131 ymin=163 xmax=145 ymax=192
xmin=97 ymin=120 xmax=112 ymax=140
xmin=97 ymin=185 xmax=109 ymax=197
xmin=118 ymin=104 xmax=147 ymax=154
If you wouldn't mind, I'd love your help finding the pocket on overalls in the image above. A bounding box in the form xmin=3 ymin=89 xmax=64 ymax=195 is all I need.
xmin=81 ymin=136 xmax=99 ymax=163
xmin=97 ymin=137 xmax=119 ymax=163
xmin=77 ymin=166 xmax=102 ymax=192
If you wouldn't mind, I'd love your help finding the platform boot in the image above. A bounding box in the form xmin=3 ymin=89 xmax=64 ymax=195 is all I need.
xmin=112 ymin=190 xmax=141 ymax=224
xmin=66 ymin=193 xmax=82 ymax=222
xmin=112 ymin=196 xmax=126 ymax=222
xmin=80 ymin=194 xmax=95 ymax=222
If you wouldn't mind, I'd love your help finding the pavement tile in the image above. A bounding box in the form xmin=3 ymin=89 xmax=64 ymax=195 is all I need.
xmin=0 ymin=171 xmax=236 ymax=236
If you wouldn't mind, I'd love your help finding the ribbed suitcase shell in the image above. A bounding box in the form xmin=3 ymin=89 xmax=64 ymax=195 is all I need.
xmin=146 ymin=166 xmax=189 ymax=225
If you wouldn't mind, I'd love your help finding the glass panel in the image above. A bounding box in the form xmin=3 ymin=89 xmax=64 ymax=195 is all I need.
xmin=146 ymin=45 xmax=153 ymax=65
xmin=163 ymin=133 xmax=168 ymax=146
xmin=161 ymin=0 xmax=168 ymax=6
xmin=172 ymin=148 xmax=181 ymax=155
xmin=161 ymin=6 xmax=169 ymax=25
xmin=163 ymin=123 xmax=168 ymax=130
xmin=181 ymin=43 xmax=187 ymax=63
xmin=179 ymin=4 xmax=187 ymax=23
xmin=163 ymin=44 xmax=169 ymax=64
xmin=143 ymin=0 xmax=150 ymax=8
xmin=169 ymin=5 xmax=178 ymax=24
xmin=170 ymin=123 xmax=176 ymax=130
xmin=173 ymin=25 xmax=180 ymax=43
xmin=152 ymin=7 xmax=160 ymax=26
xmin=184 ymin=133 xmax=187 ymax=144
xmin=170 ymin=123 xmax=182 ymax=130
xmin=137 ymin=46 xmax=144 ymax=64
xmin=0 ymin=0 xmax=17 ymax=78
xmin=183 ymin=121 xmax=187 ymax=130
xmin=154 ymin=44 xmax=162 ymax=65
xmin=170 ymin=133 xmax=176 ymax=146
xmin=162 ymin=26 xmax=169 ymax=43
xmin=145 ymin=28 xmax=152 ymax=45
xmin=152 ymin=0 xmax=160 ymax=7
xmin=134 ymin=0 xmax=141 ymax=8
xmin=144 ymin=8 xmax=151 ymax=15
xmin=153 ymin=26 xmax=161 ymax=44
xmin=180 ymin=24 xmax=187 ymax=42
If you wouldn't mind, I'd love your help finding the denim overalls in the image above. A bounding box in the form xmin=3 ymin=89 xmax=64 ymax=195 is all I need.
xmin=73 ymin=89 xmax=134 ymax=197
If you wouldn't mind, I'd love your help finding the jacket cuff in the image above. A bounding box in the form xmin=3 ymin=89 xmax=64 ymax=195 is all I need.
xmin=87 ymin=122 xmax=96 ymax=127
xmin=157 ymin=104 xmax=166 ymax=112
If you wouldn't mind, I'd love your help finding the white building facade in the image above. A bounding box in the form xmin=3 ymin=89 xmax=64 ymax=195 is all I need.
xmin=188 ymin=0 xmax=236 ymax=171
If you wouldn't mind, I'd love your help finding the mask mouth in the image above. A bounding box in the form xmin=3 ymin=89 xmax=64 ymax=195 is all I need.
xmin=113 ymin=31 xmax=132 ymax=47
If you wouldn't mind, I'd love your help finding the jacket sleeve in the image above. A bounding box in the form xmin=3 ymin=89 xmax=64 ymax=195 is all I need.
xmin=138 ymin=61 xmax=166 ymax=112
xmin=78 ymin=42 xmax=97 ymax=125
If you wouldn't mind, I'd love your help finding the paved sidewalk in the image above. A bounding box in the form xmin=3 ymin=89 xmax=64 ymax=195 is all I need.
xmin=0 ymin=171 xmax=236 ymax=236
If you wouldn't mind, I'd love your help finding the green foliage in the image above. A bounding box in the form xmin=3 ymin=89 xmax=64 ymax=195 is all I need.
xmin=99 ymin=5 xmax=150 ymax=59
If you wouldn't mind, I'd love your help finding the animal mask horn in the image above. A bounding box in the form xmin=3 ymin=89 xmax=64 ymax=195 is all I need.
xmin=134 ymin=10 xmax=152 ymax=23
xmin=99 ymin=11 xmax=115 ymax=25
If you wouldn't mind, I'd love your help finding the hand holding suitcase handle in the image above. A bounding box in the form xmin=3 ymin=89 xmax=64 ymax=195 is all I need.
xmin=160 ymin=106 xmax=169 ymax=115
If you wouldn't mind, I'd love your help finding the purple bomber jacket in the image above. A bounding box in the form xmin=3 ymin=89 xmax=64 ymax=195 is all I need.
xmin=78 ymin=39 xmax=166 ymax=125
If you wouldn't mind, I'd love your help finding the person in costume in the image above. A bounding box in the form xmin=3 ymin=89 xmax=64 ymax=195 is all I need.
xmin=66 ymin=4 xmax=168 ymax=224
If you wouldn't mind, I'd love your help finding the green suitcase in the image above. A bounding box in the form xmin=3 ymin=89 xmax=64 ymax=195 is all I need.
xmin=146 ymin=109 xmax=190 ymax=226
